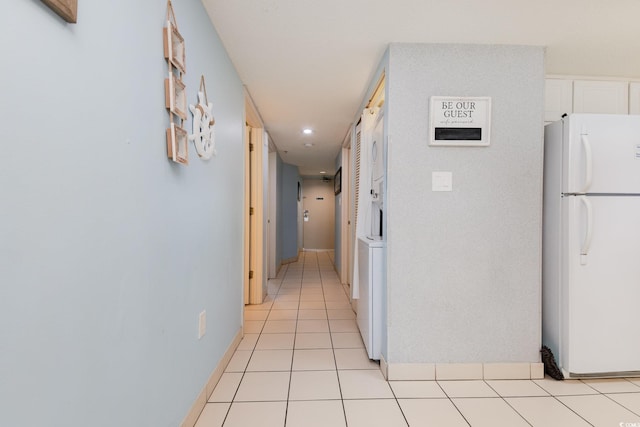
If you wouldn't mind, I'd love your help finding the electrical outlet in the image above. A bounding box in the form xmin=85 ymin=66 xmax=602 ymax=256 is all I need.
xmin=198 ymin=310 xmax=206 ymax=339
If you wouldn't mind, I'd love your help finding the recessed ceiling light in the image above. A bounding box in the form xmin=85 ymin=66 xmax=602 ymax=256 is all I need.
xmin=320 ymin=171 xmax=326 ymax=174
xmin=302 ymin=128 xmax=313 ymax=135
xmin=304 ymin=142 xmax=313 ymax=147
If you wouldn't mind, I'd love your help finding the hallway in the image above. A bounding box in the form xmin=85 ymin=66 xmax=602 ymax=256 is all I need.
xmin=194 ymin=251 xmax=640 ymax=427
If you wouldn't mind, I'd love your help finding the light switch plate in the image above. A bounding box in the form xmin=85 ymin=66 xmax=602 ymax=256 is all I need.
xmin=432 ymin=171 xmax=453 ymax=192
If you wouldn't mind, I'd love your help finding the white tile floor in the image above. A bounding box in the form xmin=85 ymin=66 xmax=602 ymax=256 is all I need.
xmin=195 ymin=251 xmax=640 ymax=427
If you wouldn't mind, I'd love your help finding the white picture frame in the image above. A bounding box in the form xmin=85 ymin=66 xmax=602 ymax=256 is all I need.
xmin=429 ymin=96 xmax=491 ymax=147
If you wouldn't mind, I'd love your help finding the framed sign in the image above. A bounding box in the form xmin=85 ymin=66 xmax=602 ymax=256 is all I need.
xmin=429 ymin=96 xmax=491 ymax=146
xmin=334 ymin=167 xmax=342 ymax=195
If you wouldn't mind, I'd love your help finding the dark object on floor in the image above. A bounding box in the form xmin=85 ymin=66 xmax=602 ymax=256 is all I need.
xmin=540 ymin=346 xmax=564 ymax=380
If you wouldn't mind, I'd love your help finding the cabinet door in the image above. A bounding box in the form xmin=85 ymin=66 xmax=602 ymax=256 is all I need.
xmin=573 ymin=80 xmax=629 ymax=114
xmin=545 ymin=79 xmax=573 ymax=122
xmin=630 ymin=82 xmax=640 ymax=115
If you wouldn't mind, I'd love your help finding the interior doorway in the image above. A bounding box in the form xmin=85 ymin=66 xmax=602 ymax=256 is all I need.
xmin=302 ymin=178 xmax=335 ymax=250
xmin=244 ymin=93 xmax=267 ymax=305
xmin=342 ymin=144 xmax=352 ymax=287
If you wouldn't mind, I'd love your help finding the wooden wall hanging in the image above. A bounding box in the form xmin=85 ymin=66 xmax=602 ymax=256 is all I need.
xmin=165 ymin=73 xmax=187 ymax=120
xmin=41 ymin=0 xmax=78 ymax=23
xmin=163 ymin=14 xmax=185 ymax=74
xmin=189 ymin=76 xmax=216 ymax=160
xmin=164 ymin=0 xmax=188 ymax=165
xmin=166 ymin=124 xmax=188 ymax=163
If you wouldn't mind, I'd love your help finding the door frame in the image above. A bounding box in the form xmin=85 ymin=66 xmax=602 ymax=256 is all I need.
xmin=244 ymin=90 xmax=267 ymax=305
xmin=302 ymin=177 xmax=336 ymax=250
xmin=268 ymin=149 xmax=278 ymax=278
xmin=340 ymin=131 xmax=352 ymax=286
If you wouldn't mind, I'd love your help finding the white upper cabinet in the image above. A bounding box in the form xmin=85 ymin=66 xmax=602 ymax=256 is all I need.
xmin=545 ymin=79 xmax=573 ymax=122
xmin=573 ymin=80 xmax=629 ymax=114
xmin=630 ymin=83 xmax=640 ymax=115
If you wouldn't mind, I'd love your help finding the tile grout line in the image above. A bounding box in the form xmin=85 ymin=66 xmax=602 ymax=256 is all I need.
xmin=387 ymin=379 xmax=411 ymax=426
xmin=283 ymin=253 xmax=305 ymax=427
xmin=302 ymin=251 xmax=350 ymax=426
xmin=483 ymin=381 xmax=534 ymax=427
xmin=231 ymin=253 xmax=640 ymax=427
xmin=219 ymin=263 xmax=290 ymax=426
xmin=437 ymin=383 xmax=473 ymax=427
xmin=577 ymin=378 xmax=640 ymax=419
xmin=548 ymin=394 xmax=596 ymax=427
xmin=317 ymin=251 xmax=351 ymax=427
xmin=521 ymin=378 xmax=595 ymax=425
xmin=231 ymin=251 xmax=354 ymax=426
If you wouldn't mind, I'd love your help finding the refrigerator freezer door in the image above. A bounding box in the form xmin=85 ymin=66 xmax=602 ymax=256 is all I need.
xmin=565 ymin=114 xmax=640 ymax=194
xmin=563 ymin=195 xmax=640 ymax=375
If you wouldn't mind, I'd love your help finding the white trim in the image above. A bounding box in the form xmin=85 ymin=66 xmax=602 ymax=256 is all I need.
xmin=339 ymin=139 xmax=351 ymax=285
xmin=388 ymin=363 xmax=436 ymax=381
xmin=282 ymin=256 xmax=298 ymax=265
xmin=180 ymin=328 xmax=243 ymax=427
xmin=249 ymin=127 xmax=265 ymax=304
xmin=245 ymin=89 xmax=268 ymax=305
xmin=379 ymin=353 xmax=389 ymax=380
xmin=268 ymin=151 xmax=277 ymax=278
xmin=244 ymin=87 xmax=265 ymax=125
xmin=629 ymin=82 xmax=640 ymax=114
xmin=267 ymin=132 xmax=278 ymax=152
xmin=243 ymin=125 xmax=250 ymax=305
xmin=546 ymin=74 xmax=640 ymax=82
xmin=384 ymin=362 xmax=544 ymax=380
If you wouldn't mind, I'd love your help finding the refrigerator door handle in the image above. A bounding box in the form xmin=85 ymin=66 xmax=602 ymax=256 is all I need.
xmin=579 ymin=195 xmax=593 ymax=265
xmin=580 ymin=135 xmax=593 ymax=193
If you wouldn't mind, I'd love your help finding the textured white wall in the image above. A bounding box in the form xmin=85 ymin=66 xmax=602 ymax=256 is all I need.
xmin=385 ymin=44 xmax=544 ymax=363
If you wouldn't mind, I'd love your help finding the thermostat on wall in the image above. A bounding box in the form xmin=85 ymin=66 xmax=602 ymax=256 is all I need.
xmin=429 ymin=96 xmax=491 ymax=147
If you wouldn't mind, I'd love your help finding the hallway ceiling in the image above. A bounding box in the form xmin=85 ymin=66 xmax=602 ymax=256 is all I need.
xmin=202 ymin=0 xmax=640 ymax=176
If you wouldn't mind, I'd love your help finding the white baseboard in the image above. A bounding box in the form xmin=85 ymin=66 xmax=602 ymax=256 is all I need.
xmin=180 ymin=328 xmax=243 ymax=427
xmin=385 ymin=362 xmax=545 ymax=381
xmin=282 ymin=256 xmax=298 ymax=265
xmin=379 ymin=354 xmax=388 ymax=379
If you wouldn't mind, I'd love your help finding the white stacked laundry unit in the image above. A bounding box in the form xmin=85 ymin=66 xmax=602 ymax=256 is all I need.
xmin=357 ymin=237 xmax=383 ymax=360
xmin=356 ymin=108 xmax=385 ymax=361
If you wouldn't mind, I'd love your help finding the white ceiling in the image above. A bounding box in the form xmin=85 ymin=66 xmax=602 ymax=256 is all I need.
xmin=202 ymin=0 xmax=640 ymax=176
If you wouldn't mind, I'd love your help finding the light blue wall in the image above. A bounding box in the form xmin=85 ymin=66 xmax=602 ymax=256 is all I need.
xmin=385 ymin=44 xmax=544 ymax=363
xmin=0 ymin=1 xmax=244 ymax=426
xmin=281 ymin=163 xmax=301 ymax=260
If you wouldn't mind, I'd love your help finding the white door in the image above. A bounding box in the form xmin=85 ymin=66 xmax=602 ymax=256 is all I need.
xmin=563 ymin=195 xmax=640 ymax=374
xmin=565 ymin=115 xmax=640 ymax=194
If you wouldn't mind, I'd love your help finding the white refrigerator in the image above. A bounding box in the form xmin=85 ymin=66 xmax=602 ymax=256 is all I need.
xmin=543 ymin=113 xmax=640 ymax=378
